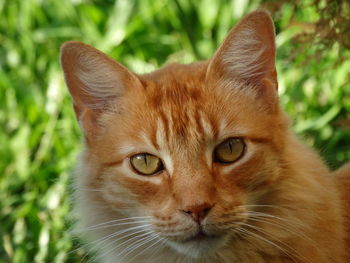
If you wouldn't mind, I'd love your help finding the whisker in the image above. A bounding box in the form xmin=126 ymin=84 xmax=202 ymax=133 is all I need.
xmin=245 ymin=215 xmax=318 ymax=247
xmin=70 ymin=224 xmax=152 ymax=255
xmin=240 ymin=223 xmax=313 ymax=263
xmin=119 ymin=234 xmax=156 ymax=258
xmin=120 ymin=233 xmax=161 ymax=262
xmin=239 ymin=210 xmax=320 ymax=262
xmin=244 ymin=211 xmax=299 ymax=226
xmin=73 ymin=216 xmax=151 ymax=233
xmin=243 ymin=211 xmax=310 ymax=238
xmin=237 ymin=204 xmax=286 ymax=210
xmin=145 ymin=238 xmax=167 ymax=263
xmin=235 ymin=227 xmax=298 ymax=263
xmin=94 ymin=230 xmax=154 ymax=262
xmin=97 ymin=228 xmax=153 ymax=254
xmin=74 ymin=220 xmax=151 ymax=233
xmin=125 ymin=239 xmax=161 ymax=263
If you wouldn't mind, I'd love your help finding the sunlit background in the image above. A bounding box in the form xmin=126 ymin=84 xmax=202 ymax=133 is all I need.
xmin=0 ymin=0 xmax=349 ymax=262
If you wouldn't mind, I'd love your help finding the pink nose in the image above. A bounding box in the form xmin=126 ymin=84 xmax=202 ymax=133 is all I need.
xmin=181 ymin=202 xmax=213 ymax=223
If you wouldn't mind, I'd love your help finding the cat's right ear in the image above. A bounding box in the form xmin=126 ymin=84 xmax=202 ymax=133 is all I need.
xmin=60 ymin=41 xmax=141 ymax=135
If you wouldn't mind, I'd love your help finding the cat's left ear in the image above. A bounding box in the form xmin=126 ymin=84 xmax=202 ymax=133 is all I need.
xmin=206 ymin=10 xmax=277 ymax=97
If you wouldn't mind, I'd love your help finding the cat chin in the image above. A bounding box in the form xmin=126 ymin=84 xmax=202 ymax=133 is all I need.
xmin=166 ymin=234 xmax=230 ymax=259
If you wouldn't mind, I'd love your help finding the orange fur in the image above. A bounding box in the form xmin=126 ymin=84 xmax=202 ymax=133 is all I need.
xmin=61 ymin=10 xmax=349 ymax=263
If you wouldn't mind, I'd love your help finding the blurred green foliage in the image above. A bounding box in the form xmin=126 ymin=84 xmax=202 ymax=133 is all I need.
xmin=0 ymin=0 xmax=349 ymax=262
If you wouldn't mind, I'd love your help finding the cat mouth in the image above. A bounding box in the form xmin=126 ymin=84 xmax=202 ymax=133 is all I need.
xmin=184 ymin=230 xmax=219 ymax=243
xmin=167 ymin=230 xmax=228 ymax=259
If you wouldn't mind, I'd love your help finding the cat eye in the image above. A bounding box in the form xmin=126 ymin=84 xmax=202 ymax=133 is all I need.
xmin=214 ymin=138 xmax=245 ymax=163
xmin=130 ymin=153 xmax=163 ymax=175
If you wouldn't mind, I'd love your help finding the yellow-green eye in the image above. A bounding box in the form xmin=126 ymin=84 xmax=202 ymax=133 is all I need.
xmin=130 ymin=153 xmax=163 ymax=175
xmin=214 ymin=138 xmax=245 ymax=163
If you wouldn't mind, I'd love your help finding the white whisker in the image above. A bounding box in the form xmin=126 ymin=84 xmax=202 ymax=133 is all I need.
xmin=145 ymin=238 xmax=167 ymax=263
xmin=240 ymin=223 xmax=311 ymax=263
xmin=95 ymin=230 xmax=154 ymax=262
xmin=245 ymin=215 xmax=318 ymax=247
xmin=71 ymin=224 xmax=152 ymax=255
xmin=75 ymin=220 xmax=151 ymax=233
xmin=237 ymin=204 xmax=286 ymax=210
xmin=73 ymin=216 xmax=151 ymax=233
xmin=244 ymin=211 xmax=296 ymax=225
xmin=120 ymin=233 xmax=160 ymax=262
xmin=235 ymin=227 xmax=298 ymax=263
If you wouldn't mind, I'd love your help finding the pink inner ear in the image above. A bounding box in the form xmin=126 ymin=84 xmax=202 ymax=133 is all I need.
xmin=60 ymin=41 xmax=143 ymax=140
xmin=206 ymin=10 xmax=277 ymax=88
xmin=60 ymin=41 xmax=142 ymax=116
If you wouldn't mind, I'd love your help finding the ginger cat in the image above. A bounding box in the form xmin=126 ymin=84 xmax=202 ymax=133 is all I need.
xmin=61 ymin=10 xmax=350 ymax=263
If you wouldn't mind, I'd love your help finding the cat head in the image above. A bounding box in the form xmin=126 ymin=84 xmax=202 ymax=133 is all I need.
xmin=61 ymin=10 xmax=289 ymax=260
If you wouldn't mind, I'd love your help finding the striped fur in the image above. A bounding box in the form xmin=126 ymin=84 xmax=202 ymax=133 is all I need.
xmin=61 ymin=10 xmax=349 ymax=263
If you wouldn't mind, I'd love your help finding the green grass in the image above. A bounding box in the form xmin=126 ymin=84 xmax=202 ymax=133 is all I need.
xmin=0 ymin=0 xmax=349 ymax=262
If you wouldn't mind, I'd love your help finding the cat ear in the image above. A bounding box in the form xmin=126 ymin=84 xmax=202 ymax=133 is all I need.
xmin=60 ymin=41 xmax=141 ymax=134
xmin=60 ymin=41 xmax=141 ymax=115
xmin=206 ymin=10 xmax=278 ymax=93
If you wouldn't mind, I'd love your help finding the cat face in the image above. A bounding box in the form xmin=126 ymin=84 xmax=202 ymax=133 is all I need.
xmin=61 ymin=10 xmax=289 ymax=260
xmin=88 ymin=68 xmax=286 ymax=258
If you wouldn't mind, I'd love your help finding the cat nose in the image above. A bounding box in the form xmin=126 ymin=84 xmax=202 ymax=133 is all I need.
xmin=181 ymin=202 xmax=213 ymax=223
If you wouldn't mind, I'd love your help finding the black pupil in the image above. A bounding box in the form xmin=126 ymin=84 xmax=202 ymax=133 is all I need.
xmin=228 ymin=141 xmax=233 ymax=153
